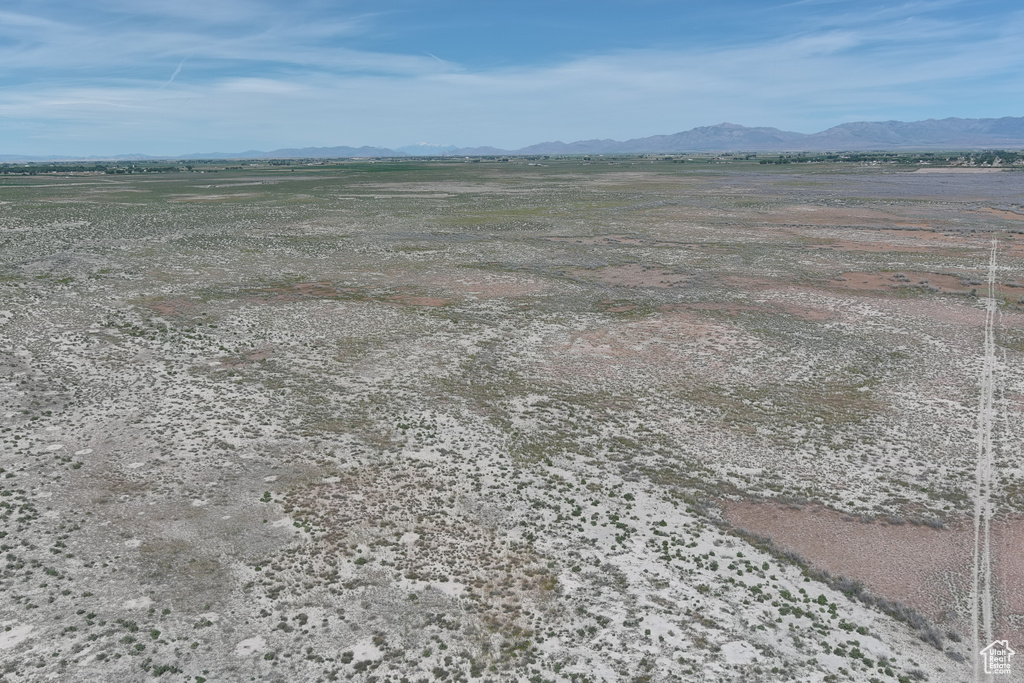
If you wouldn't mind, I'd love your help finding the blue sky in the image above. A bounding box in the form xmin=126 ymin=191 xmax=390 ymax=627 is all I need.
xmin=2 ymin=0 xmax=1023 ymax=156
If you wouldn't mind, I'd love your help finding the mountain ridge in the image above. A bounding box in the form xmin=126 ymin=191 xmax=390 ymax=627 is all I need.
xmin=4 ymin=116 xmax=1024 ymax=161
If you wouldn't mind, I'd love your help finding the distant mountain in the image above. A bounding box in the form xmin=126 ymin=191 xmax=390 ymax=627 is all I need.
xmin=511 ymin=117 xmax=1024 ymax=154
xmin=180 ymin=145 xmax=404 ymax=160
xmin=514 ymin=123 xmax=808 ymax=155
xmin=4 ymin=117 xmax=1024 ymax=161
xmin=443 ymin=146 xmax=510 ymax=156
xmin=393 ymin=143 xmax=460 ymax=155
xmin=803 ymin=117 xmax=1024 ymax=150
xmin=0 ymin=153 xmax=162 ymax=162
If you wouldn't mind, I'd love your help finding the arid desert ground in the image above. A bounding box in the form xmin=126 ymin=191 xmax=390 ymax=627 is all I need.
xmin=1 ymin=157 xmax=1022 ymax=682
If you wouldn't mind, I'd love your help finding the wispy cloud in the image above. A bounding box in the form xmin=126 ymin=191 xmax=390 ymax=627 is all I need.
xmin=2 ymin=1 xmax=1023 ymax=155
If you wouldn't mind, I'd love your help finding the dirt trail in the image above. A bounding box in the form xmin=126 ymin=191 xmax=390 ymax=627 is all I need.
xmin=972 ymin=238 xmax=999 ymax=680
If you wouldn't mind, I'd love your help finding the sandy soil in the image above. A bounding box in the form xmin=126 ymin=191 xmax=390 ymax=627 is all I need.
xmin=423 ymin=272 xmax=550 ymax=299
xmin=545 ymin=235 xmax=648 ymax=246
xmin=570 ymin=263 xmax=690 ymax=288
xmin=5 ymin=161 xmax=1015 ymax=682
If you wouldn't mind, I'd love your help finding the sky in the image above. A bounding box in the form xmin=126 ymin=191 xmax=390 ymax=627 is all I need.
xmin=2 ymin=0 xmax=1023 ymax=156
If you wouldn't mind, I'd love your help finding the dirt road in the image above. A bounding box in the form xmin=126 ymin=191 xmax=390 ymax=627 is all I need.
xmin=972 ymin=238 xmax=999 ymax=680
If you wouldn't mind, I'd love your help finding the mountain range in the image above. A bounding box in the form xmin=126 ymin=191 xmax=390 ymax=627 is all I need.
xmin=4 ymin=117 xmax=1024 ymax=162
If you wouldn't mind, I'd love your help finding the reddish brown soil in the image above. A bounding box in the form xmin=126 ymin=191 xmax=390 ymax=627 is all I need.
xmin=993 ymin=517 xmax=1024 ymax=648
xmin=602 ymin=303 xmax=638 ymax=313
xmin=830 ymin=271 xmax=972 ymax=294
xmin=979 ymin=208 xmax=1024 ymax=221
xmin=773 ymin=302 xmax=835 ymax=320
xmin=148 ymin=299 xmax=195 ymax=316
xmin=725 ymin=501 xmax=971 ymax=628
xmin=257 ymin=281 xmax=354 ymax=300
xmin=221 ymin=349 xmax=273 ymax=367
xmin=726 ymin=502 xmax=1024 ymax=646
xmin=829 ymin=271 xmax=1023 ymax=302
xmin=719 ymin=275 xmax=780 ymax=291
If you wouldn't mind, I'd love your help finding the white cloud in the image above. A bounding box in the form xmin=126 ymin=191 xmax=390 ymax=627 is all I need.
xmin=2 ymin=2 xmax=1023 ymax=155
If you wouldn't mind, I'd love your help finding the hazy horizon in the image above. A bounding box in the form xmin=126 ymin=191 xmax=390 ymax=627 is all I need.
xmin=5 ymin=115 xmax=1024 ymax=161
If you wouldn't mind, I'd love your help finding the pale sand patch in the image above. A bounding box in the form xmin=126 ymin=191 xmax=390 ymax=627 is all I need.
xmin=662 ymin=299 xmax=835 ymax=321
xmin=123 ymin=596 xmax=153 ymax=609
xmin=167 ymin=193 xmax=262 ymax=202
xmin=721 ymin=640 xmax=759 ymax=665
xmin=425 ymin=272 xmax=549 ymax=299
xmin=539 ymin=311 xmax=753 ymax=385
xmin=0 ymin=624 xmax=33 ymax=649
xmin=233 ymin=635 xmax=266 ymax=658
xmin=870 ymin=297 xmax=989 ymax=327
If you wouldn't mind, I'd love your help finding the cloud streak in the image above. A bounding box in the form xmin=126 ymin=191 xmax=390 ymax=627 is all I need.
xmin=159 ymin=57 xmax=189 ymax=89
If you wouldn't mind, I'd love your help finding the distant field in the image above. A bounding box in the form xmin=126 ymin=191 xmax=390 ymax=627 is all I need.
xmin=1 ymin=158 xmax=1021 ymax=682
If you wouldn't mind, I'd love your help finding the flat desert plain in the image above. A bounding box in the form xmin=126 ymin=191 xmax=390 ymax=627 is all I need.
xmin=1 ymin=158 xmax=1022 ymax=682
